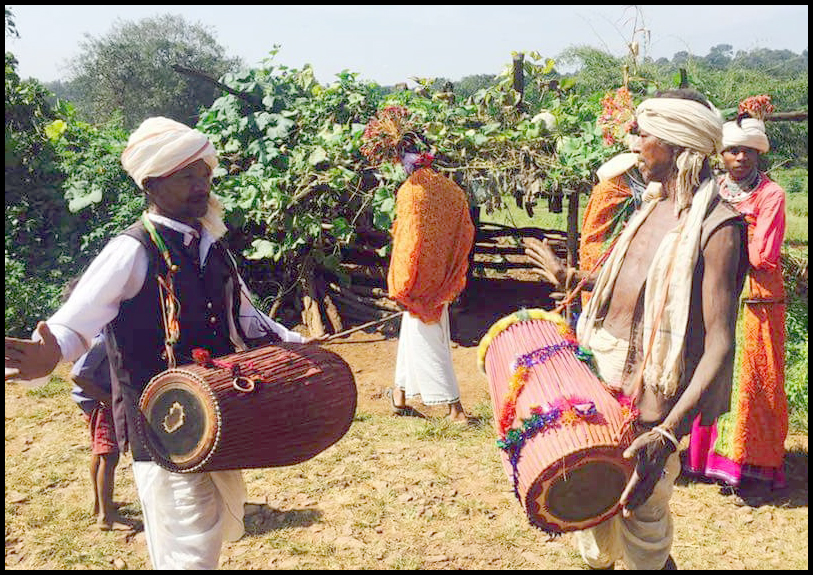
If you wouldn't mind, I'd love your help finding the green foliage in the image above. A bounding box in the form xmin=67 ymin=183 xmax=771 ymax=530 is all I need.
xmin=452 ymin=74 xmax=498 ymax=100
xmin=66 ymin=14 xmax=242 ymax=129
xmin=49 ymin=111 xmax=143 ymax=257
xmin=192 ymin=50 xmax=619 ymax=307
xmin=785 ymin=288 xmax=808 ymax=432
xmin=772 ymin=168 xmax=808 ymax=247
xmin=197 ymin=52 xmax=387 ymax=302
xmin=772 ymin=167 xmax=808 ymax=197
xmin=5 ymin=8 xmax=142 ymax=335
xmin=5 ymin=37 xmax=78 ymax=335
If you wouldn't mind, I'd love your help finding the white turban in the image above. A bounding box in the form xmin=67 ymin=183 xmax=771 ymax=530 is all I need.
xmin=722 ymin=118 xmax=770 ymax=154
xmin=121 ymin=117 xmax=226 ymax=238
xmin=635 ymin=98 xmax=723 ymax=213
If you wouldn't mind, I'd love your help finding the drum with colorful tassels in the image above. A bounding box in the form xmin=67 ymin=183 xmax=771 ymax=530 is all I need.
xmin=477 ymin=309 xmax=636 ymax=534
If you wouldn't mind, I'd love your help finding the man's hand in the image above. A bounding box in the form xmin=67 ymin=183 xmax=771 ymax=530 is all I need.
xmin=618 ymin=429 xmax=677 ymax=515
xmin=4 ymin=322 xmax=62 ymax=381
xmin=523 ymin=237 xmax=566 ymax=288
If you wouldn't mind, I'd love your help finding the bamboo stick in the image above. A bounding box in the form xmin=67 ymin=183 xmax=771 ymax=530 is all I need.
xmin=319 ymin=311 xmax=403 ymax=343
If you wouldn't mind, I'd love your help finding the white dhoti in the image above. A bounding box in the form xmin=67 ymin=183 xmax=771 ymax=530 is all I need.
xmin=132 ymin=462 xmax=247 ymax=570
xmin=586 ymin=325 xmax=632 ymax=390
xmin=574 ymin=326 xmax=679 ymax=570
xmin=394 ymin=304 xmax=460 ymax=405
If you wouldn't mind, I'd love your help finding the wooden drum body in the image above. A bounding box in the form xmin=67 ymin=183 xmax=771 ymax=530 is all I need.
xmin=477 ymin=309 xmax=635 ymax=533
xmin=137 ymin=342 xmax=357 ymax=473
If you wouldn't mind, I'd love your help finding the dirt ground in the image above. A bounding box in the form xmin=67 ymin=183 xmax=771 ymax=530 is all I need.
xmin=4 ymin=276 xmax=808 ymax=570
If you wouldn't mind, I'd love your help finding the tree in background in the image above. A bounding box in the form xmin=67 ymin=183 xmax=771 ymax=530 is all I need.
xmin=65 ymin=14 xmax=242 ymax=129
xmin=5 ymin=7 xmax=78 ymax=336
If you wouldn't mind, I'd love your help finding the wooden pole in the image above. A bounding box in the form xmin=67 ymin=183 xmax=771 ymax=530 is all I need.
xmin=724 ymin=110 xmax=808 ymax=122
xmin=764 ymin=111 xmax=808 ymax=122
xmin=319 ymin=311 xmax=403 ymax=343
xmin=565 ymin=188 xmax=580 ymax=322
xmin=171 ymin=64 xmax=263 ymax=110
xmin=512 ymin=52 xmax=525 ymax=111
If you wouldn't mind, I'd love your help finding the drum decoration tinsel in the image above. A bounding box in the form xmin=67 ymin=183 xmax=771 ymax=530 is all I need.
xmin=478 ymin=309 xmax=638 ymax=534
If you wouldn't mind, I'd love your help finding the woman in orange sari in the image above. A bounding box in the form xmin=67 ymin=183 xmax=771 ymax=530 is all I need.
xmin=361 ymin=107 xmax=475 ymax=422
xmin=686 ymin=100 xmax=788 ymax=505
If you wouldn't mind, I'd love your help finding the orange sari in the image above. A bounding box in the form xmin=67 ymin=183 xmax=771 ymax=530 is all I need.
xmin=387 ymin=168 xmax=474 ymax=323
xmin=714 ymin=175 xmax=787 ymax=469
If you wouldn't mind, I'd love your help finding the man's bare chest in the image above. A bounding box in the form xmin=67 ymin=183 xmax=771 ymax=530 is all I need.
xmin=615 ymin=204 xmax=680 ymax=297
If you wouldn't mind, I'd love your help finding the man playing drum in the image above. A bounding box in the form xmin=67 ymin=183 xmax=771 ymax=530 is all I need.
xmin=571 ymin=90 xmax=748 ymax=570
xmin=4 ymin=117 xmax=307 ymax=569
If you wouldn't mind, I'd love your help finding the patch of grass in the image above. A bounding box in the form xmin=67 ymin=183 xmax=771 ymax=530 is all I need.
xmin=25 ymin=376 xmax=71 ymax=399
xmin=480 ymin=199 xmax=584 ymax=231
xmin=785 ymin=289 xmax=808 ymax=433
xmin=771 ymin=166 xmax=808 ymax=196
xmin=774 ymin=167 xmax=807 ymax=246
xmin=389 ymin=554 xmax=423 ymax=569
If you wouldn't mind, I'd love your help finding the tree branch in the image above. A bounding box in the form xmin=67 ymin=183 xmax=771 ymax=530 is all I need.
xmin=171 ymin=64 xmax=263 ymax=109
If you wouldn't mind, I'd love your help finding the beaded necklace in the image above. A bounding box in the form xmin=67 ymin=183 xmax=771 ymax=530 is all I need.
xmin=722 ymin=170 xmax=762 ymax=204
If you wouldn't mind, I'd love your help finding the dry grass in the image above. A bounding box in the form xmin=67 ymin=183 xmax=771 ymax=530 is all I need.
xmin=5 ymin=346 xmax=809 ymax=570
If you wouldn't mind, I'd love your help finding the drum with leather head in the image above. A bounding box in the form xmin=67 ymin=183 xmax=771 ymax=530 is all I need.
xmin=137 ymin=342 xmax=357 ymax=473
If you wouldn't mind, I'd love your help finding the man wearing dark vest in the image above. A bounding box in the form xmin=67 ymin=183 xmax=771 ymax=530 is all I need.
xmin=571 ymin=91 xmax=749 ymax=569
xmin=5 ymin=117 xmax=308 ymax=569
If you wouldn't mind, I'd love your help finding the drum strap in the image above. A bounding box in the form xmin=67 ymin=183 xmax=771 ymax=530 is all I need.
xmin=141 ymin=212 xmax=181 ymax=369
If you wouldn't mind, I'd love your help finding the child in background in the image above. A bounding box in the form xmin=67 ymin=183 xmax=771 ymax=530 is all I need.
xmin=70 ymin=332 xmax=133 ymax=531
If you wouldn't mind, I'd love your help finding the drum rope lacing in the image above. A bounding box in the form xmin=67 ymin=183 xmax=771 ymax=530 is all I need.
xmin=192 ymin=347 xmax=259 ymax=392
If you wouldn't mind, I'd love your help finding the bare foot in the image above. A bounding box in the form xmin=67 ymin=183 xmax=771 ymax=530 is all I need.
xmin=97 ymin=514 xmax=139 ymax=532
xmin=447 ymin=402 xmax=473 ymax=424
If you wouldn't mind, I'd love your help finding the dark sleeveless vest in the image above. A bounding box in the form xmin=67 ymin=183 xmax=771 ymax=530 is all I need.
xmin=104 ymin=219 xmax=249 ymax=460
xmin=621 ymin=194 xmax=749 ymax=434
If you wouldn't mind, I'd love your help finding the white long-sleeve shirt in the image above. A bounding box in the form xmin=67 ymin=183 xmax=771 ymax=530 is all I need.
xmin=45 ymin=213 xmax=305 ymax=362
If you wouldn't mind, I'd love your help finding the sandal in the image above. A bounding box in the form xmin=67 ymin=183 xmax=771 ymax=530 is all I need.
xmin=385 ymin=387 xmax=424 ymax=418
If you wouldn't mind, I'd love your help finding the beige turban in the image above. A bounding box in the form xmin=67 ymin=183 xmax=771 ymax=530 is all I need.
xmin=596 ymin=152 xmax=639 ymax=182
xmin=121 ymin=117 xmax=226 ymax=238
xmin=635 ymin=98 xmax=723 ymax=213
xmin=722 ymin=118 xmax=770 ymax=154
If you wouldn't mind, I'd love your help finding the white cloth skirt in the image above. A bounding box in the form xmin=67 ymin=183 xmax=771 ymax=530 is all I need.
xmin=132 ymin=462 xmax=246 ymax=569
xmin=394 ymin=305 xmax=460 ymax=405
xmin=574 ymin=325 xmax=677 ymax=569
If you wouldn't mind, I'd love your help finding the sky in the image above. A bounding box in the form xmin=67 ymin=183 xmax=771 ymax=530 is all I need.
xmin=6 ymin=5 xmax=809 ymax=87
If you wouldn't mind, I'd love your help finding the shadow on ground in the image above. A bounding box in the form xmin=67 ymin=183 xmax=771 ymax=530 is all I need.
xmin=243 ymin=505 xmax=323 ymax=537
xmin=676 ymin=447 xmax=808 ymax=510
